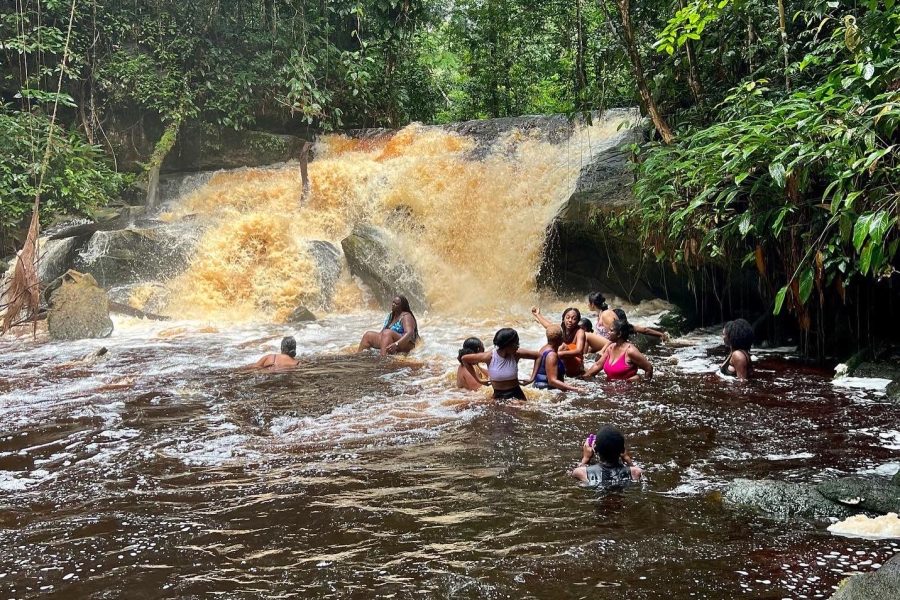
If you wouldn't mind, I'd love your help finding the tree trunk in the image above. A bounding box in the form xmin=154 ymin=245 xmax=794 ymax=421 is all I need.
xmin=145 ymin=116 xmax=183 ymax=209
xmin=610 ymin=0 xmax=675 ymax=143
xmin=777 ymin=0 xmax=790 ymax=91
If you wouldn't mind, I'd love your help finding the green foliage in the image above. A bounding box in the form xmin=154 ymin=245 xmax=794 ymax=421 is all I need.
xmin=655 ymin=0 xmax=731 ymax=55
xmin=635 ymin=1 xmax=899 ymax=326
xmin=0 ymin=108 xmax=124 ymax=237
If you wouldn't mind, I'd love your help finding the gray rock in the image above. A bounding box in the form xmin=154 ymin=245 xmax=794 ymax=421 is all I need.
xmin=287 ymin=306 xmax=317 ymax=323
xmin=73 ymin=227 xmax=195 ymax=288
xmin=829 ymin=553 xmax=900 ymax=600
xmin=162 ymin=125 xmax=309 ymax=172
xmin=47 ymin=271 xmax=113 ymax=340
xmin=724 ymin=478 xmax=856 ymax=520
xmin=37 ymin=236 xmax=82 ymax=286
xmin=817 ymin=477 xmax=900 ymax=515
xmin=893 ymin=470 xmax=900 ymax=487
xmin=306 ymin=240 xmax=342 ymax=308
xmin=341 ymin=225 xmax=427 ymax=313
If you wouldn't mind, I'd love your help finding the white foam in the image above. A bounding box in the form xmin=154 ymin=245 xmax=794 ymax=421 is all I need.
xmin=832 ymin=377 xmax=891 ymax=391
xmin=828 ymin=513 xmax=900 ymax=539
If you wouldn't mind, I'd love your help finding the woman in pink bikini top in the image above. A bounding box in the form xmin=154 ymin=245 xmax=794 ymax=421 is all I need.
xmin=582 ymin=318 xmax=653 ymax=382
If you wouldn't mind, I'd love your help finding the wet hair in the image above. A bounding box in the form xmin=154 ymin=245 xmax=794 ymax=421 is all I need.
xmin=545 ymin=324 xmax=564 ymax=344
xmin=579 ymin=318 xmax=594 ymax=333
xmin=593 ymin=426 xmax=626 ymax=464
xmin=458 ymin=337 xmax=485 ymax=363
xmin=493 ymin=328 xmax=519 ymax=350
xmin=723 ymin=318 xmax=754 ymax=351
xmin=588 ymin=292 xmax=609 ymax=311
xmin=612 ymin=308 xmax=627 ymax=321
xmin=393 ymin=295 xmax=412 ymax=314
xmin=560 ymin=307 xmax=582 ymax=331
xmin=610 ymin=318 xmax=635 ymax=341
xmin=280 ymin=336 xmax=297 ymax=358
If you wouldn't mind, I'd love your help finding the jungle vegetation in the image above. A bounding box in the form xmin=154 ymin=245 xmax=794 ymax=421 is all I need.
xmin=1 ymin=0 xmax=897 ymax=352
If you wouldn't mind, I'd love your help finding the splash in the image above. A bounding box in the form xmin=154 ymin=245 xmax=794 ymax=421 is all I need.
xmin=161 ymin=112 xmax=639 ymax=321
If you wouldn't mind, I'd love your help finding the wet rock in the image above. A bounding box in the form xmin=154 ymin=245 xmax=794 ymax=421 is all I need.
xmin=306 ymin=240 xmax=342 ymax=308
xmin=163 ymin=124 xmax=309 ymax=172
xmin=46 ymin=270 xmax=113 ymax=340
xmin=73 ymin=227 xmax=195 ymax=288
xmin=341 ymin=225 xmax=428 ymax=313
xmin=37 ymin=236 xmax=83 ymax=286
xmin=724 ymin=478 xmax=856 ymax=520
xmin=829 ymin=552 xmax=900 ymax=600
xmin=817 ymin=477 xmax=900 ymax=515
xmin=287 ymin=306 xmax=317 ymax=323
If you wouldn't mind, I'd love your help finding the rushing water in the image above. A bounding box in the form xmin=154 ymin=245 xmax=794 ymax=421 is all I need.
xmin=1 ymin=314 xmax=898 ymax=599
xmin=2 ymin=116 xmax=899 ymax=598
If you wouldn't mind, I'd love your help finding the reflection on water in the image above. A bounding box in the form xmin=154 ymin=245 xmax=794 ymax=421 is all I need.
xmin=0 ymin=314 xmax=898 ymax=598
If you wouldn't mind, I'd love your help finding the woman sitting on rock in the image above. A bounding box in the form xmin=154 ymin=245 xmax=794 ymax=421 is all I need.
xmin=358 ymin=295 xmax=419 ymax=356
xmin=252 ymin=336 xmax=301 ymax=369
xmin=530 ymin=306 xmax=586 ymax=376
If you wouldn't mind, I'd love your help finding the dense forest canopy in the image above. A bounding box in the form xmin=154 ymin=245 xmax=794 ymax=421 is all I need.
xmin=1 ymin=0 xmax=897 ymax=352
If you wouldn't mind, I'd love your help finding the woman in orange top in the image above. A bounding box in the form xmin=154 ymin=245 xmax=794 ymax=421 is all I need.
xmin=530 ymin=306 xmax=586 ymax=376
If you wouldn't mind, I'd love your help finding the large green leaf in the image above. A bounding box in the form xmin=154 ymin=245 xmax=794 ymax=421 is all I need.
xmin=798 ymin=267 xmax=814 ymax=304
xmin=853 ymin=214 xmax=871 ymax=252
xmin=773 ymin=285 xmax=789 ymax=315
xmin=769 ymin=162 xmax=786 ymax=187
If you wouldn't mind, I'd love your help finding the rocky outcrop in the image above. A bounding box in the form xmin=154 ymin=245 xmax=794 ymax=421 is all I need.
xmin=73 ymin=227 xmax=196 ymax=288
xmin=307 ymin=241 xmax=342 ymax=308
xmin=163 ymin=125 xmax=309 ymax=172
xmin=341 ymin=225 xmax=427 ymax=313
xmin=829 ymin=553 xmax=900 ymax=600
xmin=724 ymin=479 xmax=856 ymax=520
xmin=46 ymin=271 xmax=113 ymax=340
xmin=817 ymin=477 xmax=900 ymax=515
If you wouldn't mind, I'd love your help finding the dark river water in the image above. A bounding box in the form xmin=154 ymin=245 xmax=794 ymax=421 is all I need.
xmin=0 ymin=313 xmax=898 ymax=599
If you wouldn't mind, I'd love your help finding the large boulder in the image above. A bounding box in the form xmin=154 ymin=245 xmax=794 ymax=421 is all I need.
xmin=829 ymin=553 xmax=900 ymax=600
xmin=724 ymin=478 xmax=856 ymax=520
xmin=341 ymin=225 xmax=427 ymax=313
xmin=817 ymin=477 xmax=900 ymax=515
xmin=163 ymin=124 xmax=309 ymax=172
xmin=73 ymin=227 xmax=196 ymax=288
xmin=46 ymin=271 xmax=113 ymax=340
xmin=307 ymin=240 xmax=342 ymax=308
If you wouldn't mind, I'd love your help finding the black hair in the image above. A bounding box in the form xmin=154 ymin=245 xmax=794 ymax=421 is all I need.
xmin=393 ymin=295 xmax=412 ymax=314
xmin=612 ymin=308 xmax=627 ymax=321
xmin=610 ymin=318 xmax=635 ymax=341
xmin=593 ymin=426 xmax=626 ymax=464
xmin=458 ymin=337 xmax=485 ymax=363
xmin=579 ymin=318 xmax=594 ymax=333
xmin=281 ymin=336 xmax=297 ymax=358
xmin=588 ymin=292 xmax=609 ymax=311
xmin=723 ymin=318 xmax=754 ymax=351
xmin=560 ymin=307 xmax=582 ymax=331
xmin=493 ymin=328 xmax=519 ymax=350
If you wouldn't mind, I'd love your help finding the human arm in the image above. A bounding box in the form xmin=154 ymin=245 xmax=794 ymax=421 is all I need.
xmin=580 ymin=347 xmax=609 ymax=379
xmin=523 ymin=351 xmax=542 ymax=386
xmin=557 ymin=329 xmax=585 ymax=357
xmin=515 ymin=348 xmax=540 ymax=360
xmin=546 ymin=353 xmax=580 ymax=392
xmin=250 ymin=354 xmax=274 ymax=369
xmin=626 ymin=345 xmax=653 ymax=381
xmin=577 ymin=438 xmax=594 ymax=466
xmin=585 ymin=332 xmax=611 ymax=353
xmin=461 ymin=350 xmax=493 ymax=366
xmin=530 ymin=306 xmax=554 ymax=330
xmin=634 ymin=324 xmax=668 ymax=341
xmin=730 ymin=350 xmax=751 ymax=379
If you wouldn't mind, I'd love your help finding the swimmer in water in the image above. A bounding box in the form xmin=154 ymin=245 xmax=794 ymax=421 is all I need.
xmin=571 ymin=425 xmax=642 ymax=486
xmin=721 ymin=318 xmax=753 ymax=379
xmin=587 ymin=292 xmax=667 ymax=350
xmin=252 ymin=336 xmax=301 ymax=369
xmin=526 ymin=325 xmax=581 ymax=392
xmin=530 ymin=306 xmax=586 ymax=376
xmin=358 ymin=295 xmax=419 ymax=356
xmin=460 ymin=328 xmax=539 ymax=400
xmin=457 ymin=337 xmax=489 ymax=391
xmin=581 ymin=317 xmax=653 ymax=381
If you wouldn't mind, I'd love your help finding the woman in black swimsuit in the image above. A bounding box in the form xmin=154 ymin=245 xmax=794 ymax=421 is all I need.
xmin=721 ymin=318 xmax=753 ymax=379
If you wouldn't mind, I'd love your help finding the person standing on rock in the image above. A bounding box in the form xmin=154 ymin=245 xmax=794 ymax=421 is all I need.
xmin=358 ymin=295 xmax=419 ymax=356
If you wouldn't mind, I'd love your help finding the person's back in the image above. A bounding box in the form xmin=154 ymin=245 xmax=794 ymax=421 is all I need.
xmin=252 ymin=336 xmax=300 ymax=369
xmin=570 ymin=426 xmax=642 ymax=487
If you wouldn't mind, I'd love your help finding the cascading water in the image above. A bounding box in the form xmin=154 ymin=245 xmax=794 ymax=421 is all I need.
xmin=154 ymin=111 xmax=640 ymax=321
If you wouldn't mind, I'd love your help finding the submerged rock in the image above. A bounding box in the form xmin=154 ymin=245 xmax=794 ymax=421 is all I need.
xmin=341 ymin=225 xmax=427 ymax=313
xmin=46 ymin=270 xmax=113 ymax=340
xmin=829 ymin=552 xmax=900 ymax=600
xmin=287 ymin=306 xmax=317 ymax=323
xmin=724 ymin=478 xmax=855 ymax=520
xmin=817 ymin=477 xmax=900 ymax=515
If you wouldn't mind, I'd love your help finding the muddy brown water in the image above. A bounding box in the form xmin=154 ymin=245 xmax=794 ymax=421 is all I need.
xmin=0 ymin=320 xmax=898 ymax=599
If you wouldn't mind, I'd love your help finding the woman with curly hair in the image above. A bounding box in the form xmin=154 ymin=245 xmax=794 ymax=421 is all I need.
xmin=721 ymin=318 xmax=754 ymax=379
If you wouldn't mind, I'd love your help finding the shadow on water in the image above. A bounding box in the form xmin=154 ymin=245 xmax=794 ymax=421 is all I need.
xmin=0 ymin=340 xmax=898 ymax=599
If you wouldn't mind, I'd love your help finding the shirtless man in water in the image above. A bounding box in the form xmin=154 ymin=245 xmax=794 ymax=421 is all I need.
xmin=251 ymin=336 xmax=300 ymax=369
